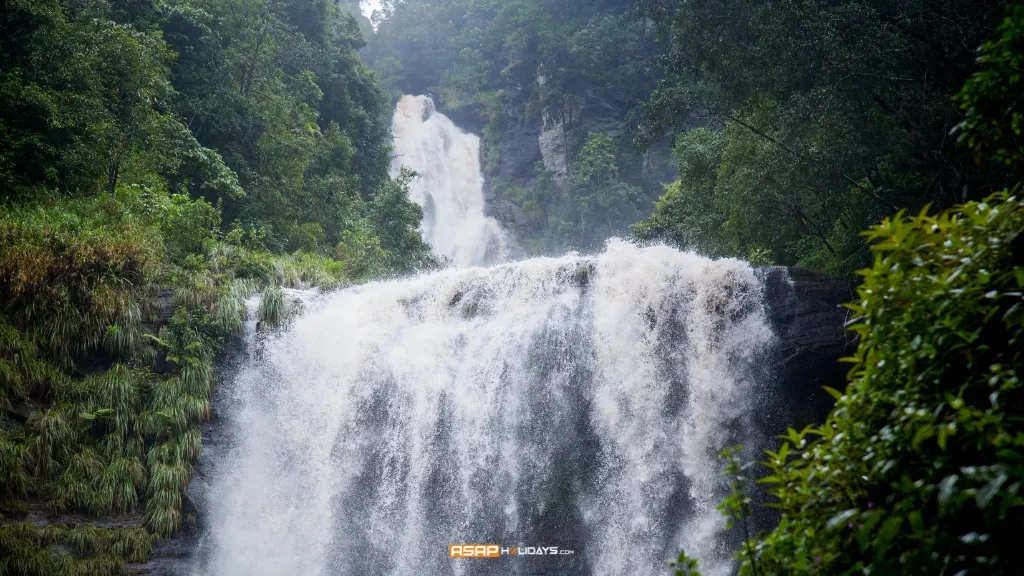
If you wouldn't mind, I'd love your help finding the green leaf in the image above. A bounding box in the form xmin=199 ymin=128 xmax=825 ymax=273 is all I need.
xmin=976 ymin=471 xmax=1008 ymax=508
xmin=909 ymin=511 xmax=924 ymax=536
xmin=874 ymin=516 xmax=904 ymax=552
xmin=938 ymin=475 xmax=959 ymax=505
xmin=823 ymin=386 xmax=844 ymax=401
xmin=857 ymin=511 xmax=886 ymax=551
xmin=826 ymin=509 xmax=859 ymax=531
xmin=912 ymin=425 xmax=934 ymax=449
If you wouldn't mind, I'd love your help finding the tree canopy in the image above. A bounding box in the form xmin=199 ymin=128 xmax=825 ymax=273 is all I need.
xmin=633 ymin=0 xmax=1015 ymax=273
xmin=0 ymin=0 xmax=432 ymax=266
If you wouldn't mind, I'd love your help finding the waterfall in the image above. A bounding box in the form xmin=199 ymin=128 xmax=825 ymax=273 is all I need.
xmin=193 ymin=97 xmax=777 ymax=576
xmin=391 ymin=95 xmax=511 ymax=267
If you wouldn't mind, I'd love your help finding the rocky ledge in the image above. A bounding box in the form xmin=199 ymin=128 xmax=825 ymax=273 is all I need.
xmin=760 ymin=266 xmax=858 ymax=424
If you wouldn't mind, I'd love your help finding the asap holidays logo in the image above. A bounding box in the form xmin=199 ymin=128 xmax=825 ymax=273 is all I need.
xmin=448 ymin=544 xmax=575 ymax=558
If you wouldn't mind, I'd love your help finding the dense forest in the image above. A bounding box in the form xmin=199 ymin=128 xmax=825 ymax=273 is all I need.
xmin=0 ymin=0 xmax=433 ymax=571
xmin=1 ymin=0 xmax=1023 ymax=574
xmin=363 ymin=0 xmax=1021 ymax=273
xmin=632 ymin=0 xmax=1021 ymax=273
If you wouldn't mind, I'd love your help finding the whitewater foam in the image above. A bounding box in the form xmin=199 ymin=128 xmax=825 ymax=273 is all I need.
xmin=197 ymin=240 xmax=773 ymax=576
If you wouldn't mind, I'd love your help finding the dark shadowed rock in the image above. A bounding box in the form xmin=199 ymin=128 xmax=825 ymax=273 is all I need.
xmin=744 ymin=267 xmax=857 ymax=534
xmin=149 ymin=288 xmax=177 ymax=325
xmin=759 ymin=266 xmax=858 ymax=425
xmin=498 ymin=118 xmax=544 ymax=181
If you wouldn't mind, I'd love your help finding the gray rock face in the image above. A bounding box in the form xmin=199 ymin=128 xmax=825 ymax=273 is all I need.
xmin=499 ymin=117 xmax=544 ymax=181
xmin=744 ymin=266 xmax=857 ymax=533
xmin=539 ymin=113 xmax=568 ymax=182
xmin=757 ymin=264 xmax=860 ymax=434
xmin=762 ymin=267 xmax=856 ymax=362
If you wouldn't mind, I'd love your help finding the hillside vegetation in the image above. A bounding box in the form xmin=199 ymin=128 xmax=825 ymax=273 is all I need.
xmin=364 ymin=0 xmax=1020 ymax=275
xmin=672 ymin=5 xmax=1024 ymax=575
xmin=0 ymin=0 xmax=433 ymax=572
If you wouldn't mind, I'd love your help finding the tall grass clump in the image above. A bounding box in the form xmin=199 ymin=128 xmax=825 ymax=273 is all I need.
xmin=0 ymin=193 xmax=226 ymax=565
xmin=0 ymin=196 xmax=158 ymax=372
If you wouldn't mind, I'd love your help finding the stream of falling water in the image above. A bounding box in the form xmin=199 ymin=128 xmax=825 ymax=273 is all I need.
xmin=193 ymin=97 xmax=775 ymax=576
xmin=391 ymin=95 xmax=512 ymax=267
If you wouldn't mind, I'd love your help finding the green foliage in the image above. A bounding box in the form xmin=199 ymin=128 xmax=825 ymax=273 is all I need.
xmin=365 ymin=168 xmax=440 ymax=275
xmin=0 ymin=0 xmax=242 ymax=200
xmin=159 ymin=194 xmax=221 ymax=261
xmin=636 ymin=0 xmax=1015 ymax=273
xmin=0 ymin=0 xmax=432 ymax=570
xmin=1 ymin=0 xmax=431 ymax=266
xmin=955 ymin=5 xmax=1024 ymax=171
xmin=633 ymin=129 xmax=733 ymax=257
xmin=517 ymin=133 xmax=646 ymax=254
xmin=0 ymin=196 xmax=157 ymax=372
xmin=0 ymin=158 xmax=408 ymax=571
xmin=0 ymin=317 xmax=64 ymax=408
xmin=160 ymin=0 xmax=396 ymax=251
xmin=0 ymin=523 xmax=154 ymax=575
xmin=717 ymin=448 xmax=753 ymax=533
xmin=335 ymin=221 xmax=389 ymax=281
xmin=274 ymin=252 xmax=347 ymax=291
xmin=733 ymin=193 xmax=1024 ymax=575
xmin=257 ymin=286 xmax=297 ymax=332
xmin=669 ymin=550 xmax=702 ymax=576
xmin=0 ymin=429 xmax=30 ymax=501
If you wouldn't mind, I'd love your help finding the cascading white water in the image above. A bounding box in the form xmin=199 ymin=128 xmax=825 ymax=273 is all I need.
xmin=196 ymin=242 xmax=774 ymax=576
xmin=193 ymin=98 xmax=777 ymax=576
xmin=391 ymin=95 xmax=511 ymax=267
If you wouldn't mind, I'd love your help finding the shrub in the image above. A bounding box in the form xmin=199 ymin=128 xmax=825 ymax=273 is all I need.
xmin=158 ymin=194 xmax=220 ymax=260
xmin=739 ymin=192 xmax=1024 ymax=575
xmin=274 ymin=252 xmax=347 ymax=290
xmin=281 ymin=221 xmax=326 ymax=254
xmin=335 ymin=220 xmax=388 ymax=280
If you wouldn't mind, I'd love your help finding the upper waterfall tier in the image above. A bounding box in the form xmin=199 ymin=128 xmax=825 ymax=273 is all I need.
xmin=391 ymin=95 xmax=512 ymax=267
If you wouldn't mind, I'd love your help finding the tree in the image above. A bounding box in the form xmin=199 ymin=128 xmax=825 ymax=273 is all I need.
xmin=955 ymin=5 xmax=1024 ymax=174
xmin=674 ymin=8 xmax=1024 ymax=573
xmin=635 ymin=0 xmax=1014 ymax=272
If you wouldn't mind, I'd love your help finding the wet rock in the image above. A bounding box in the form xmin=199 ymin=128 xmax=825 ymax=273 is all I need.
xmin=759 ymin=266 xmax=858 ymax=425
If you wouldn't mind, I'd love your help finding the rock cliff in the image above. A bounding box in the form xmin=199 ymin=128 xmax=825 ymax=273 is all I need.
xmin=760 ymin=266 xmax=859 ymax=425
